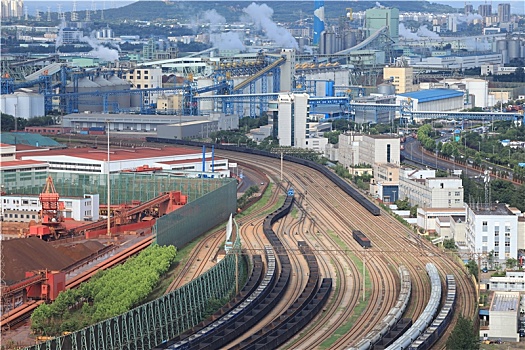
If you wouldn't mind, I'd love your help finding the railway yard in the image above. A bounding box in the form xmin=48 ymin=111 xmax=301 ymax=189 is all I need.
xmin=1 ymin=137 xmax=478 ymax=349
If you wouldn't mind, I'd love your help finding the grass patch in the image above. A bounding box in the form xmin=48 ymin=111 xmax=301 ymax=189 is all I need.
xmin=318 ymin=231 xmax=372 ymax=349
xmin=290 ymin=207 xmax=299 ymax=219
xmin=237 ymin=182 xmax=274 ymax=217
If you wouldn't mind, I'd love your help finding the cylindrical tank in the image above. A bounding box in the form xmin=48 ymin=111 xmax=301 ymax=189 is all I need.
xmin=344 ymin=31 xmax=357 ymax=50
xmin=501 ymin=49 xmax=509 ymax=64
xmin=93 ymin=76 xmax=113 ymax=112
xmin=107 ymin=75 xmax=131 ymax=110
xmin=495 ymin=39 xmax=507 ymax=53
xmin=325 ymin=80 xmax=334 ymax=97
xmin=507 ymin=40 xmax=520 ymax=60
xmin=78 ymin=77 xmax=101 ymax=112
xmin=0 ymin=94 xmax=18 ymax=117
xmin=16 ymin=93 xmax=31 ymax=118
xmin=30 ymin=93 xmax=45 ymax=117
xmin=378 ymin=82 xmax=396 ymax=96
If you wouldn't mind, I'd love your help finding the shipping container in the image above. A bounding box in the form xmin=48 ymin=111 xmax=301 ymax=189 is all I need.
xmin=88 ymin=130 xmax=106 ymax=135
xmin=89 ymin=126 xmax=106 ymax=131
xmin=353 ymin=230 xmax=371 ymax=248
xmin=79 ymin=130 xmax=89 ymax=135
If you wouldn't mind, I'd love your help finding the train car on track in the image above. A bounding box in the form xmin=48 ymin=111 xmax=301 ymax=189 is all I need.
xmin=353 ymin=230 xmax=371 ymax=248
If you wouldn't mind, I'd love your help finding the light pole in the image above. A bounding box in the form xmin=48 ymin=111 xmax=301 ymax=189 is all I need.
xmin=392 ymin=190 xmax=397 ymax=203
xmin=106 ymin=120 xmax=111 ymax=237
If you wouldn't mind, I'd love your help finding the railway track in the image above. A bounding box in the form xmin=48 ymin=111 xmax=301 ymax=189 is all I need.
xmin=210 ymin=149 xmax=476 ymax=348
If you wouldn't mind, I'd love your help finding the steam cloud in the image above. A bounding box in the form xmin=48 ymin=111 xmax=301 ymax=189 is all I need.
xmin=417 ymin=25 xmax=439 ymax=39
xmin=55 ymin=19 xmax=120 ymax=61
xmin=243 ymin=3 xmax=298 ymax=49
xmin=202 ymin=9 xmax=245 ymax=50
xmin=399 ymin=24 xmax=440 ymax=40
xmin=456 ymin=13 xmax=483 ymax=24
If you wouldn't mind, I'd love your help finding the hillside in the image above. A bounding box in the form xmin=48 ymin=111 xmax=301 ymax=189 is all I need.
xmin=102 ymin=1 xmax=456 ymax=23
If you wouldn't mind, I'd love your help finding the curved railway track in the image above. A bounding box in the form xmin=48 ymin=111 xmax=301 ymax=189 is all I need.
xmin=211 ymin=149 xmax=476 ymax=348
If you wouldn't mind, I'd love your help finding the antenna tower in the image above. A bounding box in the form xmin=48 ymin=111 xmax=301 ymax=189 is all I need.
xmin=85 ymin=9 xmax=91 ymax=21
xmin=71 ymin=1 xmax=78 ymax=21
xmin=35 ymin=8 xmax=41 ymax=21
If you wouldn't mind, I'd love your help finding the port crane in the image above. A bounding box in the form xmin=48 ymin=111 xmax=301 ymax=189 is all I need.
xmin=29 ymin=176 xmax=68 ymax=240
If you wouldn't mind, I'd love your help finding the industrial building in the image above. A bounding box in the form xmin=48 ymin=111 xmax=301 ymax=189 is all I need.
xmin=383 ymin=66 xmax=415 ymax=94
xmin=19 ymin=146 xmax=230 ymax=177
xmin=1 ymin=143 xmax=49 ymax=192
xmin=62 ymin=112 xmax=237 ymax=133
xmin=489 ymin=272 xmax=525 ymax=292
xmin=338 ymin=133 xmax=400 ymax=169
xmin=465 ymin=203 xmax=520 ymax=263
xmin=416 ymin=207 xmax=466 ymax=233
xmin=369 ymin=163 xmax=400 ymax=203
xmin=365 ymin=7 xmax=399 ymax=43
xmin=399 ymin=169 xmax=464 ymax=209
xmin=1 ymin=193 xmax=100 ymax=223
xmin=480 ymin=292 xmax=520 ymax=342
xmin=397 ymin=89 xmax=465 ymax=113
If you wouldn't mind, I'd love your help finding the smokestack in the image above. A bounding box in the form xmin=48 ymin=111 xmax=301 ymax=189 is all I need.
xmin=313 ymin=0 xmax=325 ymax=45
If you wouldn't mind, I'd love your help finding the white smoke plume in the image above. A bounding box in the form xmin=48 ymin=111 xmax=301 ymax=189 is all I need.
xmin=55 ymin=19 xmax=66 ymax=50
xmin=201 ymin=9 xmax=245 ymax=51
xmin=398 ymin=23 xmax=419 ymax=40
xmin=463 ymin=38 xmax=491 ymax=51
xmin=456 ymin=13 xmax=483 ymax=24
xmin=210 ymin=32 xmax=245 ymax=50
xmin=375 ymin=2 xmax=385 ymax=8
xmin=80 ymin=34 xmax=120 ymax=62
xmin=242 ymin=3 xmax=298 ymax=49
xmin=417 ymin=25 xmax=440 ymax=39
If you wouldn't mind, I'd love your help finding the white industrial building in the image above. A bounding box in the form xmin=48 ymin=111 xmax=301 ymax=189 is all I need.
xmin=417 ymin=207 xmax=466 ymax=233
xmin=1 ymin=194 xmax=99 ymax=223
xmin=19 ymin=146 xmax=230 ymax=177
xmin=489 ymin=272 xmax=525 ymax=292
xmin=441 ymin=78 xmax=489 ymax=108
xmin=480 ymin=292 xmax=520 ymax=342
xmin=123 ymin=67 xmax=163 ymax=105
xmin=396 ymin=89 xmax=464 ymax=113
xmin=399 ymin=169 xmax=464 ymax=209
xmin=1 ymin=144 xmax=49 ymax=192
xmin=338 ymin=133 xmax=400 ymax=169
xmin=465 ymin=203 xmax=520 ymax=263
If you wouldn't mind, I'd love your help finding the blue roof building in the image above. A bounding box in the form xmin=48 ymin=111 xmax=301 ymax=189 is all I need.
xmin=397 ymin=89 xmax=464 ymax=112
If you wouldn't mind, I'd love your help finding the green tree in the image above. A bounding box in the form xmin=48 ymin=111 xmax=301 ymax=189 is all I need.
xmin=443 ymin=238 xmax=456 ymax=250
xmin=446 ymin=314 xmax=479 ymax=350
xmin=466 ymin=259 xmax=479 ymax=281
xmin=506 ymin=257 xmax=518 ymax=270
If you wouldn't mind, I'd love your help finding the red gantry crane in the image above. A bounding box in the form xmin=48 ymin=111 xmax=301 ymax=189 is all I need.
xmin=29 ymin=176 xmax=68 ymax=240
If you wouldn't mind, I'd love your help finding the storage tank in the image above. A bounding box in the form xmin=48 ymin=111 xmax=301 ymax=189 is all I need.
xmin=107 ymin=75 xmax=131 ymax=110
xmin=29 ymin=93 xmax=45 ymax=117
xmin=93 ymin=76 xmax=113 ymax=112
xmin=495 ymin=39 xmax=507 ymax=53
xmin=79 ymin=77 xmax=101 ymax=112
xmin=507 ymin=40 xmax=520 ymax=61
xmin=501 ymin=49 xmax=509 ymax=64
xmin=378 ymin=82 xmax=396 ymax=96
xmin=0 ymin=94 xmax=18 ymax=117
xmin=344 ymin=30 xmax=357 ymax=50
xmin=16 ymin=92 xmax=32 ymax=118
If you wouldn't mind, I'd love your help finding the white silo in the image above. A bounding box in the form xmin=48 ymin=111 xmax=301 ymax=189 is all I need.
xmin=16 ymin=92 xmax=32 ymax=119
xmin=0 ymin=94 xmax=18 ymax=117
xmin=29 ymin=93 xmax=45 ymax=117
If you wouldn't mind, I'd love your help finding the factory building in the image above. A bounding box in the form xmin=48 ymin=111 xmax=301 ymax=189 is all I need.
xmin=1 ymin=194 xmax=99 ymax=223
xmin=480 ymin=292 xmax=520 ymax=342
xmin=465 ymin=203 xmax=520 ymax=263
xmin=353 ymin=94 xmax=397 ymax=124
xmin=383 ymin=66 xmax=415 ymax=94
xmin=338 ymin=133 xmax=400 ymax=168
xmin=397 ymin=89 xmax=464 ymax=113
xmin=123 ymin=68 xmax=163 ymax=105
xmin=156 ymin=120 xmax=218 ymax=140
xmin=399 ymin=169 xmax=464 ymax=209
xmin=365 ymin=7 xmax=399 ymax=43
xmin=369 ymin=163 xmax=400 ymax=203
xmin=1 ymin=144 xmax=49 ymax=192
xmin=19 ymin=147 xmax=230 ymax=177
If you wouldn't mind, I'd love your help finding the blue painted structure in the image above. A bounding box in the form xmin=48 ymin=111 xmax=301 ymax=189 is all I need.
xmin=313 ymin=0 xmax=325 ymax=45
xmin=398 ymin=89 xmax=464 ymax=103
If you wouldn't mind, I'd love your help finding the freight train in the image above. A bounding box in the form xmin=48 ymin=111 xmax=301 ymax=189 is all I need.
xmin=146 ymin=138 xmax=381 ymax=216
xmin=353 ymin=230 xmax=372 ymax=248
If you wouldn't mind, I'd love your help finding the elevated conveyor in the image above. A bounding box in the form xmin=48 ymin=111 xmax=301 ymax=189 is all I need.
xmin=233 ymin=57 xmax=286 ymax=92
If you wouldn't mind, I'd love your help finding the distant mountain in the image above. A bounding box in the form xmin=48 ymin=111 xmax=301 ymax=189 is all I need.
xmin=101 ymin=1 xmax=456 ymax=23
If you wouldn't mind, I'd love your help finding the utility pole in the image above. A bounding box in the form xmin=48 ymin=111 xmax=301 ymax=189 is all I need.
xmin=107 ymin=120 xmax=111 ymax=237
